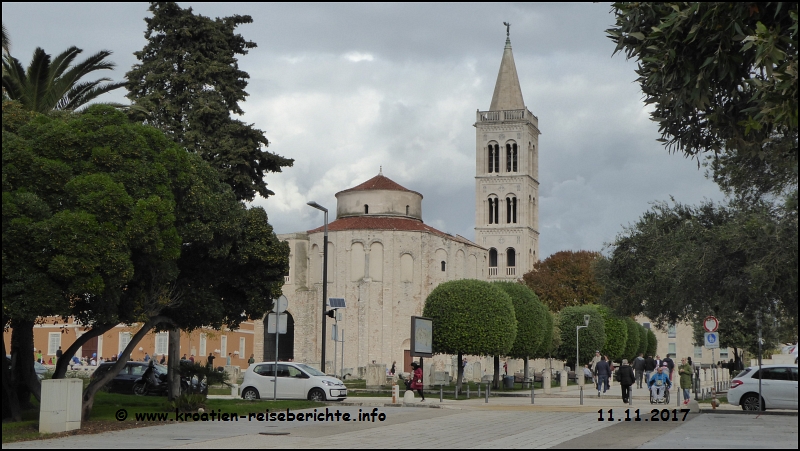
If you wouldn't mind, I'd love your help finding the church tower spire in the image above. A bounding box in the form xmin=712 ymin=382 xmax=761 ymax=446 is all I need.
xmin=489 ymin=27 xmax=525 ymax=111
xmin=474 ymin=26 xmax=540 ymax=281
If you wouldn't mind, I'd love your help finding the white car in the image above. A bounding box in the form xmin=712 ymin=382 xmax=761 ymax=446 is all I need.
xmin=727 ymin=364 xmax=798 ymax=411
xmin=240 ymin=362 xmax=347 ymax=402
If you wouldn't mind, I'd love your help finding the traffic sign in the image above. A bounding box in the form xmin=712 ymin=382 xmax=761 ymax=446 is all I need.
xmin=703 ymin=316 xmax=719 ymax=332
xmin=704 ymin=332 xmax=720 ymax=349
xmin=274 ymin=295 xmax=288 ymax=313
xmin=267 ymin=313 xmax=287 ymax=334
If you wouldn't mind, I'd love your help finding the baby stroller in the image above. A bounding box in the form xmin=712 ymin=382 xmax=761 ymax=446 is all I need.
xmin=650 ymin=387 xmax=670 ymax=404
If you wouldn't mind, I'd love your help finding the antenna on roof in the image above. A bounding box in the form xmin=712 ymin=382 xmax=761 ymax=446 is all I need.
xmin=379 ymin=166 xmax=383 ymax=175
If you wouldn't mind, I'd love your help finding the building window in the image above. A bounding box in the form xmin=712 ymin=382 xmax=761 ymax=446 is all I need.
xmin=642 ymin=322 xmax=651 ymax=329
xmin=155 ymin=332 xmax=168 ymax=356
xmin=199 ymin=333 xmax=207 ymax=357
xmin=506 ymin=142 xmax=518 ymax=172
xmin=48 ymin=332 xmax=61 ymax=356
xmin=506 ymin=196 xmax=517 ymax=224
xmin=441 ymin=261 xmax=446 ymax=272
xmin=488 ymin=143 xmax=499 ymax=173
xmin=488 ymin=197 xmax=499 ymax=224
xmin=119 ymin=332 xmax=131 ymax=355
xmin=221 ymin=335 xmax=227 ymax=358
xmin=364 ymin=204 xmax=369 ymax=214
xmin=694 ymin=346 xmax=702 ymax=358
xmin=667 ymin=324 xmax=676 ymax=338
xmin=720 ymin=347 xmax=729 ymax=359
xmin=489 ymin=248 xmax=498 ymax=276
xmin=240 ymin=337 xmax=246 ymax=360
xmin=667 ymin=343 xmax=676 ymax=358
xmin=406 ymin=205 xmax=409 ymax=215
xmin=506 ymin=248 xmax=516 ymax=276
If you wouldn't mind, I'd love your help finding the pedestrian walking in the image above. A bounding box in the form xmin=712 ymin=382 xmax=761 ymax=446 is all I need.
xmin=678 ymin=357 xmax=693 ymax=404
xmin=662 ymin=355 xmax=675 ymax=382
xmin=595 ymin=355 xmax=611 ymax=396
xmin=410 ymin=361 xmax=425 ymax=401
xmin=618 ymin=359 xmax=635 ymax=403
xmin=589 ymin=351 xmax=602 ymax=373
xmin=632 ymin=353 xmax=645 ymax=389
xmin=644 ymin=355 xmax=656 ymax=385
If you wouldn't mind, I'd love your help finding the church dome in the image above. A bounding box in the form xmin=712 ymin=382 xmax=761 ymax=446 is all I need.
xmin=335 ymin=172 xmax=423 ymax=221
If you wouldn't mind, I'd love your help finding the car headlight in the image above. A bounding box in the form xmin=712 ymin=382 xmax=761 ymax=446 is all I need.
xmin=322 ymin=380 xmax=337 ymax=386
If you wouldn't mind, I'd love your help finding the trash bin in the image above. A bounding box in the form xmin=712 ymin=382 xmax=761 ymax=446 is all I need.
xmin=503 ymin=375 xmax=514 ymax=389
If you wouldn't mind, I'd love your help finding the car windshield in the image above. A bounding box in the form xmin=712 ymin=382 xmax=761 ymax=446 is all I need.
xmin=295 ymin=363 xmax=325 ymax=377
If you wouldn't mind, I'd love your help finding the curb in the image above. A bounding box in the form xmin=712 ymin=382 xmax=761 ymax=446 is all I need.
xmin=699 ymin=409 xmax=798 ymax=416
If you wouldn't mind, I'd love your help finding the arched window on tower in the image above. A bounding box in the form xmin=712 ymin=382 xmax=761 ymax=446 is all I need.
xmin=488 ymin=196 xmax=499 ymax=224
xmin=506 ymin=196 xmax=517 ymax=224
xmin=489 ymin=248 xmax=498 ymax=276
xmin=506 ymin=248 xmax=516 ymax=276
xmin=364 ymin=204 xmax=369 ymax=214
xmin=506 ymin=142 xmax=518 ymax=172
xmin=488 ymin=143 xmax=499 ymax=173
xmin=441 ymin=261 xmax=446 ymax=272
xmin=406 ymin=205 xmax=410 ymax=215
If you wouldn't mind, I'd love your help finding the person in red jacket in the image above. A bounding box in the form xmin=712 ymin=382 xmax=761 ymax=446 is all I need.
xmin=410 ymin=361 xmax=425 ymax=401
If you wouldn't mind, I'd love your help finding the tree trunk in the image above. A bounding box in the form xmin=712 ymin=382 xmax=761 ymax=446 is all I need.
xmin=493 ymin=356 xmax=500 ymax=389
xmin=456 ymin=352 xmax=463 ymax=392
xmin=53 ymin=324 xmax=114 ymax=379
xmin=523 ymin=357 xmax=530 ymax=382
xmin=2 ymin=336 xmax=22 ymax=421
xmin=82 ymin=315 xmax=175 ymax=420
xmin=167 ymin=328 xmax=181 ymax=400
xmin=9 ymin=318 xmax=40 ymax=408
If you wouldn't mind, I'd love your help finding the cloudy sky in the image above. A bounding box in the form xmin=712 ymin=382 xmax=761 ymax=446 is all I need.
xmin=3 ymin=2 xmax=726 ymax=259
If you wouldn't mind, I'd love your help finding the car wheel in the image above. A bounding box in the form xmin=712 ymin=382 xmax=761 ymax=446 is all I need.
xmin=741 ymin=393 xmax=765 ymax=411
xmin=133 ymin=382 xmax=147 ymax=396
xmin=308 ymin=388 xmax=326 ymax=402
xmin=242 ymin=387 xmax=259 ymax=400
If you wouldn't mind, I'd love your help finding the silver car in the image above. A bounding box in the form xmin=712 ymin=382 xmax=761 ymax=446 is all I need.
xmin=240 ymin=362 xmax=347 ymax=402
xmin=727 ymin=364 xmax=798 ymax=411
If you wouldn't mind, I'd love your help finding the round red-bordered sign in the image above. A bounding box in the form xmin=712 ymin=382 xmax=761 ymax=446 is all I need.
xmin=703 ymin=316 xmax=719 ymax=332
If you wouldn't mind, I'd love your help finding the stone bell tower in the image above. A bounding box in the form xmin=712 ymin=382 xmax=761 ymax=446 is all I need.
xmin=474 ymin=26 xmax=540 ymax=280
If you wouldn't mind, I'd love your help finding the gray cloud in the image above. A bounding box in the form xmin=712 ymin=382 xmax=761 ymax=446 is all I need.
xmin=2 ymin=2 xmax=725 ymax=259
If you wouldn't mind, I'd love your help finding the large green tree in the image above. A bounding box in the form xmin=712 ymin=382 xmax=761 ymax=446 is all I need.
xmin=597 ymin=198 xmax=797 ymax=359
xmin=494 ymin=282 xmax=550 ymax=386
xmin=2 ymin=103 xmax=289 ymax=421
xmin=522 ymin=250 xmax=605 ymax=312
xmin=2 ymin=44 xmax=124 ymax=113
xmin=555 ymin=305 xmax=605 ymax=371
xmin=422 ymin=280 xmax=516 ymax=390
xmin=607 ymin=2 xmax=798 ymax=200
xmin=598 ymin=306 xmax=628 ymax=362
xmin=125 ymin=2 xmax=292 ymax=202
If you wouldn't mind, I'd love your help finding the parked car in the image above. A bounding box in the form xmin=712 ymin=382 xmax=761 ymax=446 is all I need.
xmin=91 ymin=361 xmax=167 ymax=394
xmin=240 ymin=362 xmax=347 ymax=402
xmin=5 ymin=356 xmax=49 ymax=381
xmin=727 ymin=364 xmax=798 ymax=411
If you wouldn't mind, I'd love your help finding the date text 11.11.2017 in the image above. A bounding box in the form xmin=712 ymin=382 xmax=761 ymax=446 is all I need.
xmin=597 ymin=409 xmax=690 ymax=422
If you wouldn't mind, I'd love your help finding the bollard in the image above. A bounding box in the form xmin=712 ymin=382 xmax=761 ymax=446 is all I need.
xmin=467 ymin=384 xmax=470 ymax=399
xmin=455 ymin=386 xmax=459 ymax=400
xmin=440 ymin=386 xmax=443 ymax=403
xmin=580 ymin=385 xmax=584 ymax=405
xmin=477 ymin=383 xmax=481 ymax=398
xmin=485 ymin=383 xmax=489 ymax=403
xmin=530 ymin=384 xmax=535 ymax=404
xmin=711 ymin=387 xmax=718 ymax=409
xmin=629 ymin=389 xmax=633 ymax=406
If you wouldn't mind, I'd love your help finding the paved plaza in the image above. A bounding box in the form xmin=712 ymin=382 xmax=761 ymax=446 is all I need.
xmin=4 ymin=385 xmax=797 ymax=449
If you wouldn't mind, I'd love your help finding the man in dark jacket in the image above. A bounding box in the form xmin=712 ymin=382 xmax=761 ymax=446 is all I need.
xmin=662 ymin=355 xmax=675 ymax=382
xmin=644 ymin=355 xmax=656 ymax=386
xmin=618 ymin=359 xmax=635 ymax=403
xmin=595 ymin=356 xmax=611 ymax=396
xmin=632 ymin=353 xmax=646 ymax=389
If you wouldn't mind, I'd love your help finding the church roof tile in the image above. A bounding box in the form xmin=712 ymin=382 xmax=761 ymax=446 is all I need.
xmin=307 ymin=216 xmax=482 ymax=249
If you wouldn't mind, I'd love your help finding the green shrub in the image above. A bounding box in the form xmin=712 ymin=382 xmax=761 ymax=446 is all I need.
xmin=623 ymin=317 xmax=641 ymax=360
xmin=494 ymin=282 xmax=546 ymax=359
xmin=646 ymin=329 xmax=658 ymax=356
xmin=556 ymin=305 xmax=605 ymax=370
xmin=598 ymin=305 xmax=628 ymax=361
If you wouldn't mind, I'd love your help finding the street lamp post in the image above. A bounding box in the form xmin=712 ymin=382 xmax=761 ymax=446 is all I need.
xmin=307 ymin=201 xmax=328 ymax=373
xmin=576 ymin=315 xmax=590 ymax=379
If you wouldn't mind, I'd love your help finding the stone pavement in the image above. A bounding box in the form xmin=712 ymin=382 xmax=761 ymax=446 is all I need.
xmin=5 ymin=385 xmax=796 ymax=449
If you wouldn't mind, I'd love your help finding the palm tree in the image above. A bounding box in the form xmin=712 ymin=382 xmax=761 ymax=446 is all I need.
xmin=2 ymin=44 xmax=125 ymax=113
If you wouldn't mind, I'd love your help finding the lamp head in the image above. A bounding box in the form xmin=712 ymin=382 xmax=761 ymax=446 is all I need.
xmin=307 ymin=201 xmax=328 ymax=213
xmin=584 ymin=315 xmax=590 ymax=326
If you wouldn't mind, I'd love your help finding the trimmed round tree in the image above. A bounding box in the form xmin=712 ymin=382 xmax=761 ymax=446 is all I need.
xmin=556 ymin=305 xmax=605 ymax=370
xmin=422 ymin=280 xmax=516 ymax=390
xmin=623 ymin=317 xmax=641 ymax=360
xmin=637 ymin=323 xmax=649 ymax=357
xmin=598 ymin=305 xmax=628 ymax=362
xmin=646 ymin=329 xmax=658 ymax=357
xmin=494 ymin=282 xmax=548 ymax=382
